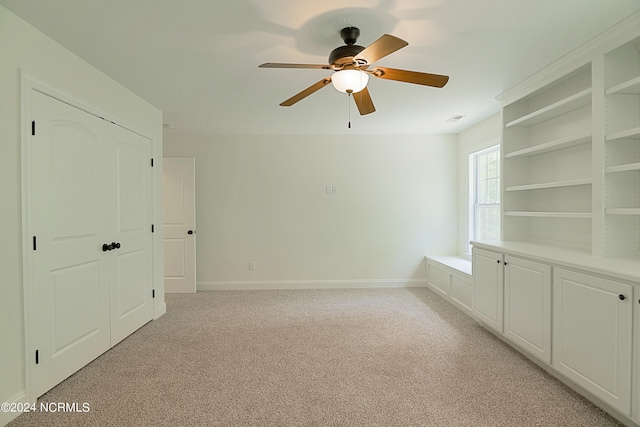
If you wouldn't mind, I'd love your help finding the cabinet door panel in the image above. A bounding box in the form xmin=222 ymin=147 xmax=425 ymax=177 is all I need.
xmin=553 ymin=268 xmax=632 ymax=415
xmin=504 ymin=256 xmax=551 ymax=363
xmin=472 ymin=248 xmax=503 ymax=333
xmin=427 ymin=262 xmax=450 ymax=297
xmin=450 ymin=275 xmax=473 ymax=314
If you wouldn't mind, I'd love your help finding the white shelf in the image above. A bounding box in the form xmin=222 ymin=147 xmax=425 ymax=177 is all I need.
xmin=505 ymin=88 xmax=592 ymax=128
xmin=605 ymin=208 xmax=640 ymax=215
xmin=505 ymin=211 xmax=592 ymax=219
xmin=606 ymin=127 xmax=640 ymax=141
xmin=505 ymin=133 xmax=592 ymax=158
xmin=605 ymin=163 xmax=640 ymax=174
xmin=505 ymin=179 xmax=592 ymax=191
xmin=606 ymin=75 xmax=640 ymax=95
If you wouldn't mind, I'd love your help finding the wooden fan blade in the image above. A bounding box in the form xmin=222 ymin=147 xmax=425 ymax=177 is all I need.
xmin=353 ymin=34 xmax=408 ymax=64
xmin=353 ymin=87 xmax=375 ymax=115
xmin=280 ymin=78 xmax=332 ymax=106
xmin=259 ymin=63 xmax=332 ymax=70
xmin=372 ymin=67 xmax=449 ymax=88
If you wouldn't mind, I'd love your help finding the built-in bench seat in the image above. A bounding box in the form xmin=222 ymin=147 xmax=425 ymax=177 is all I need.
xmin=424 ymin=255 xmax=473 ymax=315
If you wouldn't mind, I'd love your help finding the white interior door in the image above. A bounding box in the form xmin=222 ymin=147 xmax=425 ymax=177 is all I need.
xmin=31 ymin=91 xmax=111 ymax=397
xmin=163 ymin=157 xmax=196 ymax=293
xmin=109 ymin=124 xmax=154 ymax=344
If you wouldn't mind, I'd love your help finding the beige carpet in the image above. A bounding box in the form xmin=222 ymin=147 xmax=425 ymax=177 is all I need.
xmin=9 ymin=288 xmax=622 ymax=426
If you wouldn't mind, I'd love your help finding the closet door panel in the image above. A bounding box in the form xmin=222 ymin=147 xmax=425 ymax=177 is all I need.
xmin=31 ymin=91 xmax=111 ymax=398
xmin=109 ymin=125 xmax=154 ymax=345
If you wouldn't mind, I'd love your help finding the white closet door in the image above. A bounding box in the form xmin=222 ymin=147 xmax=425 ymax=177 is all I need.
xmin=108 ymin=125 xmax=154 ymax=345
xmin=31 ymin=91 xmax=111 ymax=397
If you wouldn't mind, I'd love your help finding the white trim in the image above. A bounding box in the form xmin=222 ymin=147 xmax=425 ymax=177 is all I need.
xmin=21 ymin=71 xmax=36 ymax=404
xmin=497 ymin=10 xmax=640 ymax=106
xmin=0 ymin=392 xmax=29 ymax=426
xmin=197 ymin=278 xmax=427 ymax=291
xmin=154 ymin=302 xmax=167 ymax=319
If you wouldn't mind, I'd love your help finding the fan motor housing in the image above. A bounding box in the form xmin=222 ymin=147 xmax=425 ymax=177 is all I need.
xmin=328 ymin=45 xmax=365 ymax=66
xmin=329 ymin=27 xmax=366 ymax=66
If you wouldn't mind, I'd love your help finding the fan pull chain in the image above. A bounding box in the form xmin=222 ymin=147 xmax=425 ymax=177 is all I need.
xmin=347 ymin=91 xmax=352 ymax=129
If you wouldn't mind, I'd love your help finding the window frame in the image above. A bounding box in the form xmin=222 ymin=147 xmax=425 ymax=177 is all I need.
xmin=469 ymin=144 xmax=501 ymax=245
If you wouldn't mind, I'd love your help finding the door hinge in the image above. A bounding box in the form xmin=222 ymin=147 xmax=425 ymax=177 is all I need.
xmin=32 ymin=120 xmax=36 ymax=136
xmin=35 ymin=350 xmax=39 ymax=364
xmin=33 ymin=236 xmax=37 ymax=251
xmin=151 ymin=224 xmax=155 ymax=233
xmin=151 ymin=158 xmax=154 ymax=167
xmin=152 ymin=289 xmax=155 ymax=298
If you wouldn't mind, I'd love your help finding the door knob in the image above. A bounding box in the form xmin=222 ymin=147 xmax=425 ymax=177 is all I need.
xmin=102 ymin=242 xmax=121 ymax=251
xmin=188 ymin=230 xmax=194 ymax=235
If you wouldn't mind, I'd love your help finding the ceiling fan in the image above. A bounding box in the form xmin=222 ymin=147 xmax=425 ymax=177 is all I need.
xmin=259 ymin=27 xmax=449 ymax=115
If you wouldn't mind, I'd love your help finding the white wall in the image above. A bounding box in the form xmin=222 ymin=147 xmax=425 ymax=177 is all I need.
xmin=164 ymin=133 xmax=458 ymax=289
xmin=0 ymin=6 xmax=163 ymax=424
xmin=456 ymin=113 xmax=501 ymax=255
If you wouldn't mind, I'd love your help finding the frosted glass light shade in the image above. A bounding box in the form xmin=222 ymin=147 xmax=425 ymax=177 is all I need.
xmin=331 ymin=69 xmax=369 ymax=93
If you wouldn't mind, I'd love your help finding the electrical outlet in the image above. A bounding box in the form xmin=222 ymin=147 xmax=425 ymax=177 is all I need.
xmin=249 ymin=262 xmax=255 ymax=271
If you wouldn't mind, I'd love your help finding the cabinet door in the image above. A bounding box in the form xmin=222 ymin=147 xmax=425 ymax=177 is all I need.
xmin=553 ymin=268 xmax=632 ymax=415
xmin=473 ymin=248 xmax=504 ymax=333
xmin=504 ymin=256 xmax=551 ymax=363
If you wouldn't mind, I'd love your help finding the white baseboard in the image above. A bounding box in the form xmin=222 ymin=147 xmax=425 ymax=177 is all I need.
xmin=0 ymin=392 xmax=29 ymax=427
xmin=197 ymin=278 xmax=428 ymax=291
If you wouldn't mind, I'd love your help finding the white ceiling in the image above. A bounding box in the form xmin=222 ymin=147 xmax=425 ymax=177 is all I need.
xmin=3 ymin=0 xmax=640 ymax=135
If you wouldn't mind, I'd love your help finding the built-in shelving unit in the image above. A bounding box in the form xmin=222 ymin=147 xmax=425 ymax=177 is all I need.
xmin=604 ymin=36 xmax=640 ymax=257
xmin=487 ymin=14 xmax=640 ymax=427
xmin=501 ymin=64 xmax=593 ymax=251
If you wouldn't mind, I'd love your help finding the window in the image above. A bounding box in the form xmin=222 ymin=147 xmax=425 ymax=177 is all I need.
xmin=471 ymin=146 xmax=500 ymax=242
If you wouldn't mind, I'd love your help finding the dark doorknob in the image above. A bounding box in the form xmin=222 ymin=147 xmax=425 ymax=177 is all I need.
xmin=188 ymin=230 xmax=194 ymax=235
xmin=103 ymin=242 xmax=121 ymax=251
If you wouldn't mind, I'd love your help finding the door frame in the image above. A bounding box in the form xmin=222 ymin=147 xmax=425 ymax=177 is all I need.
xmin=20 ymin=72 xmax=165 ymax=403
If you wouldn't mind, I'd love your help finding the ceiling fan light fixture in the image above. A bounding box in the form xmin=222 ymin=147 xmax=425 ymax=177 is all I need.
xmin=331 ymin=69 xmax=369 ymax=94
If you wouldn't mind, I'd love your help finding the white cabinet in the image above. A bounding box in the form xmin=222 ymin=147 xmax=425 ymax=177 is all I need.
xmin=504 ymin=256 xmax=551 ymax=363
xmin=472 ymin=248 xmax=504 ymax=333
xmin=553 ymin=268 xmax=633 ymax=415
xmin=473 ymin=248 xmax=552 ymax=363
